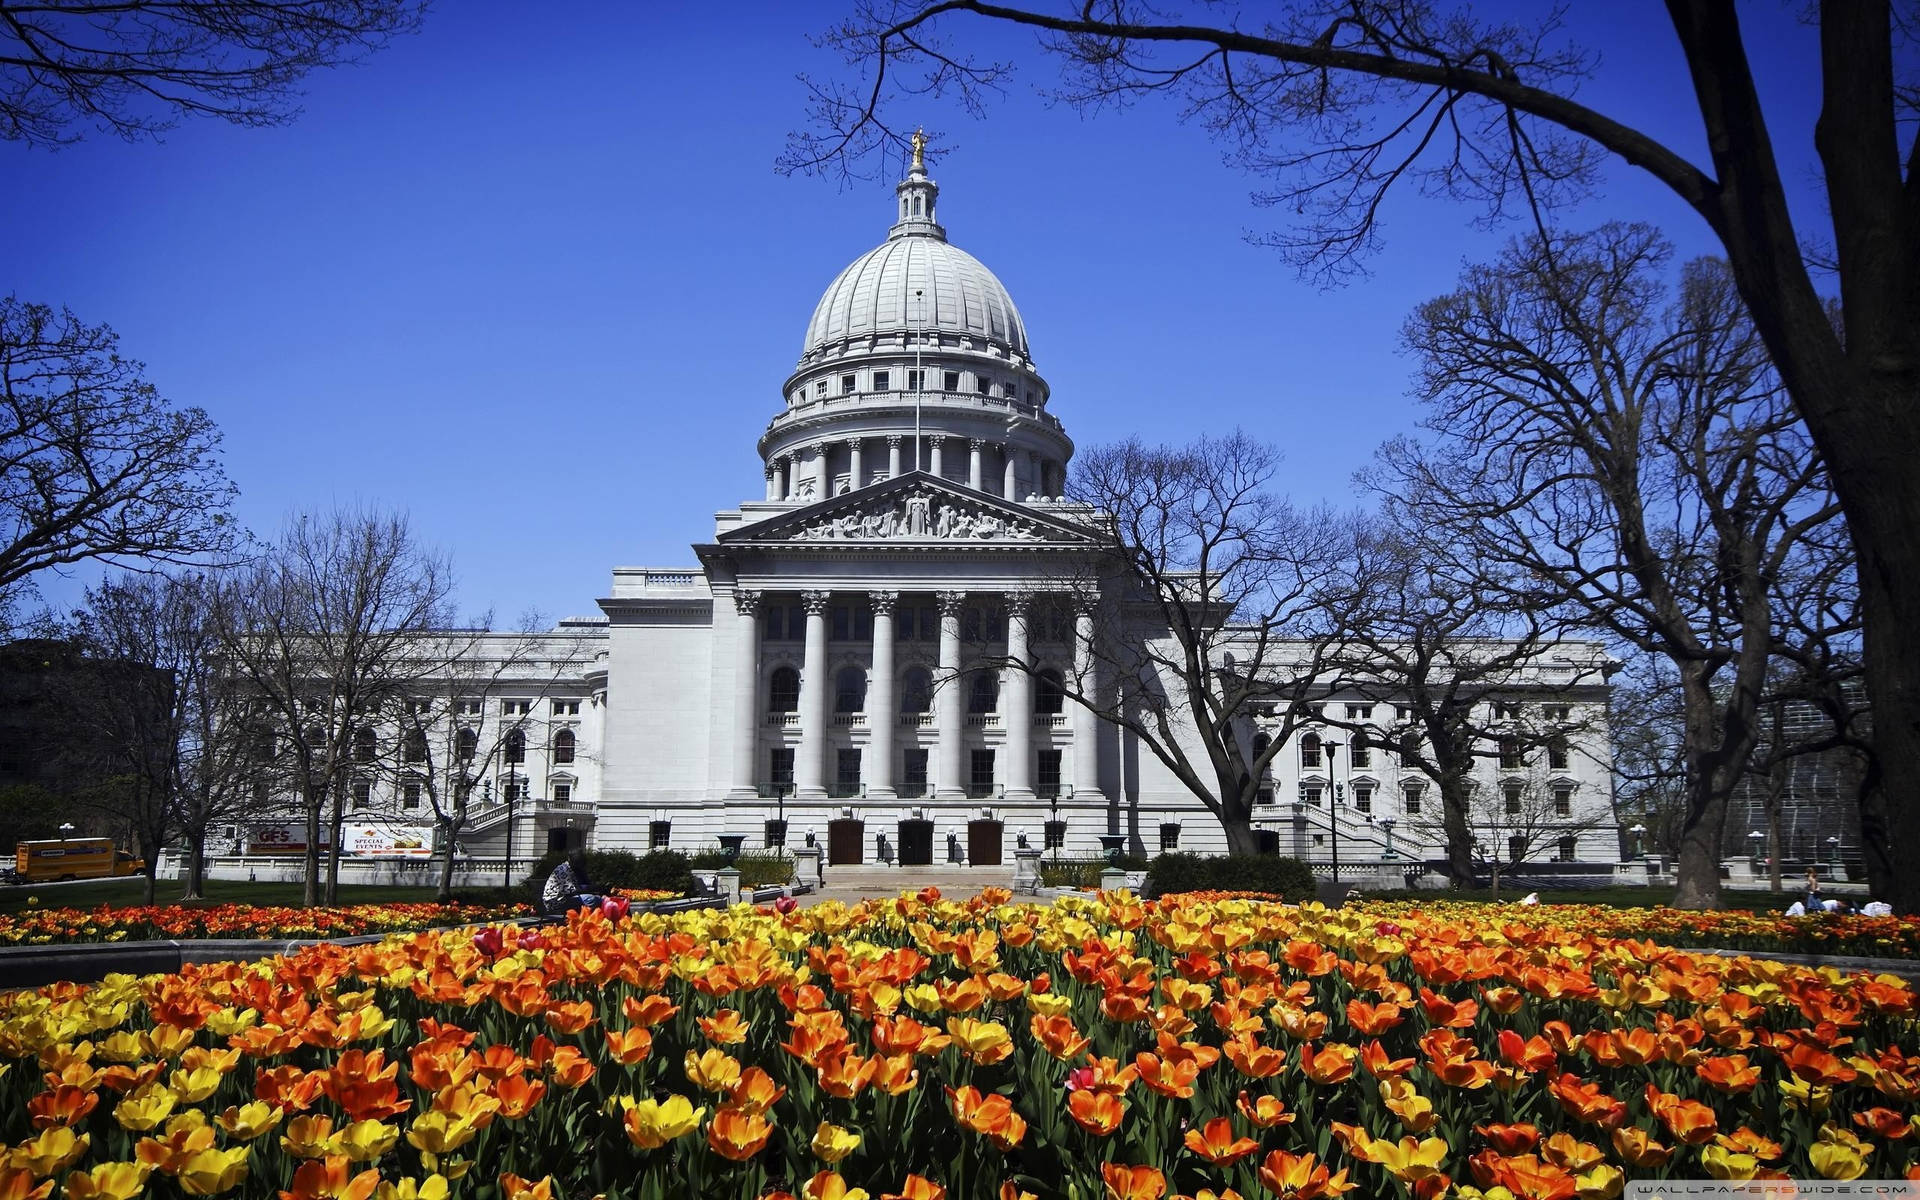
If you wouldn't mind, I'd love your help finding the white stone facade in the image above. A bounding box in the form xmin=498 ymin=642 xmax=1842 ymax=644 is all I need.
xmin=247 ymin=156 xmax=1617 ymax=876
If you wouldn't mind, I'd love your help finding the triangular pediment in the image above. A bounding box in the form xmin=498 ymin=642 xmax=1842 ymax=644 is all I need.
xmin=719 ymin=472 xmax=1100 ymax=547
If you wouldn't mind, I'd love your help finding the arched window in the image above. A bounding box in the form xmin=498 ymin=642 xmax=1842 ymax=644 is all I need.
xmin=553 ymin=728 xmax=576 ymax=764
xmin=455 ymin=727 xmax=477 ymax=762
xmin=769 ymin=667 xmax=800 ymax=713
xmin=834 ymin=667 xmax=867 ymax=712
xmin=403 ymin=728 xmax=427 ymax=763
xmin=503 ymin=728 xmax=526 ymax=765
xmin=900 ymin=667 xmax=932 ymax=714
xmin=353 ymin=727 xmax=375 ymax=764
xmin=968 ymin=671 xmax=999 ymax=713
xmin=1300 ymin=732 xmax=1322 ymax=769
xmin=1250 ymin=732 xmax=1272 ymax=772
xmin=1035 ymin=668 xmax=1065 ymax=714
xmin=1499 ymin=736 xmax=1524 ymax=770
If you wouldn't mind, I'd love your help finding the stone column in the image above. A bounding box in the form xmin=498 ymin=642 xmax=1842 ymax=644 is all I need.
xmin=797 ymin=590 xmax=832 ymax=798
xmin=969 ymin=439 xmax=984 ymax=491
xmin=1002 ymin=445 xmax=1018 ymax=497
xmin=887 ymin=436 xmax=903 ymax=480
xmin=1073 ymin=603 xmax=1103 ymax=800
xmin=780 ymin=456 xmax=794 ymax=500
xmin=867 ymin=591 xmax=899 ymax=798
xmin=814 ymin=445 xmax=831 ymax=500
xmin=764 ymin=467 xmax=779 ymax=502
xmin=935 ymin=590 xmax=967 ymax=798
xmin=848 ymin=439 xmax=864 ymax=491
xmin=930 ymin=437 xmax=945 ymax=480
xmin=729 ymin=590 xmax=762 ymax=799
xmin=1026 ymin=450 xmax=1041 ymax=500
xmin=1004 ymin=591 xmax=1035 ymax=800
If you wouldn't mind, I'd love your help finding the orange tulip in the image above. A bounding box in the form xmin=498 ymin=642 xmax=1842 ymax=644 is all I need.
xmin=1100 ymin=1163 xmax=1165 ymax=1200
xmin=605 ymin=1027 xmax=653 ymax=1067
xmin=1475 ymin=1123 xmax=1540 ymax=1155
xmin=1298 ymin=1042 xmax=1356 ymax=1086
xmin=879 ymin=1176 xmax=945 ymax=1200
xmin=1068 ymin=1089 xmax=1124 ymax=1136
xmin=1345 ymin=999 xmax=1404 ymax=1036
xmin=1236 ymin=1091 xmax=1295 ymax=1129
xmin=1417 ymin=988 xmax=1478 ymax=1028
xmin=1497 ymin=1030 xmax=1557 ymax=1073
xmin=1548 ymin=1074 xmax=1626 ymax=1129
xmin=279 ymin=1156 xmax=378 ymax=1200
xmin=1695 ymin=1054 xmax=1760 ymax=1094
xmin=27 ymin=1086 xmax=99 ymax=1130
xmin=1610 ymin=1126 xmax=1673 ymax=1169
xmin=1030 ymin=1014 xmax=1091 ymax=1062
xmin=1360 ymin=1040 xmax=1415 ymax=1079
xmin=491 ymin=1076 xmax=546 ymax=1121
xmin=1184 ymin=1117 xmax=1259 ymax=1165
xmin=815 ymin=1048 xmax=877 ymax=1100
xmin=802 ymin=1173 xmax=867 ymax=1200
xmin=707 ymin=1108 xmax=773 ymax=1161
xmin=699 ymin=1010 xmax=750 ymax=1045
xmin=730 ymin=1067 xmax=787 ymax=1114
xmin=945 ymin=1019 xmax=1013 ymax=1066
xmin=870 ymin=1053 xmax=919 ymax=1096
xmin=945 ymin=1086 xmax=1027 ymax=1151
xmin=1255 ymin=1150 xmax=1354 ymax=1199
xmin=1224 ymin=1037 xmax=1285 ymax=1079
xmin=623 ymin=995 xmax=678 ymax=1027
xmin=1854 ymin=1108 xmax=1914 ymax=1140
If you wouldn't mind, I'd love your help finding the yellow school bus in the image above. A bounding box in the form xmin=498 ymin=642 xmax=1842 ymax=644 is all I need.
xmin=12 ymin=838 xmax=146 ymax=882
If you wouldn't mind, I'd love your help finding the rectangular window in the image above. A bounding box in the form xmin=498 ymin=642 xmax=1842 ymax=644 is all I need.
xmin=765 ymin=607 xmax=785 ymax=641
xmin=1499 ymin=737 xmax=1524 ymax=770
xmin=905 ymin=368 xmax=925 ymax=391
xmin=1402 ymin=784 xmax=1423 ymax=814
xmin=902 ymin=748 xmax=929 ymax=798
xmin=1548 ymin=738 xmax=1570 ymax=770
xmin=503 ymin=781 xmax=522 ymax=804
xmin=552 ymin=782 xmax=571 ymax=805
xmin=1346 ymin=704 xmax=1372 ymax=719
xmin=769 ymin=748 xmax=795 ymax=795
xmin=1395 ymin=705 xmax=1410 ymax=720
xmin=1553 ymin=785 xmax=1572 ymax=817
xmin=352 ymin=781 xmax=371 ymax=809
xmin=1301 ymin=739 xmax=1322 ymax=769
xmin=896 ymin=607 xmax=915 ymax=641
xmin=456 ymin=699 xmax=482 ymax=716
xmin=942 ymin=370 xmax=960 ymax=392
xmin=814 ymin=380 xmax=828 ymax=397
xmin=1557 ymin=835 xmax=1577 ymax=862
xmin=502 ymin=700 xmax=531 ymax=716
xmin=402 ymin=783 xmax=421 ymax=810
xmin=976 ymin=376 xmax=991 ymax=395
xmin=872 ymin=370 xmax=890 ymax=391
xmin=1353 ymin=783 xmax=1373 ymax=814
xmin=968 ymin=749 xmax=996 ymax=799
xmin=832 ymin=606 xmax=852 ymax=641
xmin=650 ymin=820 xmax=672 ymax=849
xmin=855 ymin=607 xmax=872 ymax=640
xmin=406 ymin=699 xmax=433 ymax=715
xmin=833 ymin=749 xmax=862 ymax=798
xmin=1301 ymin=784 xmax=1323 ymax=807
xmin=1160 ymin=824 xmax=1181 ymax=851
xmin=789 ymin=605 xmax=804 ymax=637
xmin=1351 ymin=737 xmax=1372 ymax=769
xmin=553 ymin=700 xmax=580 ymax=717
xmin=1509 ymin=834 xmax=1527 ymax=862
xmin=918 ymin=606 xmax=937 ymax=641
xmin=1504 ymin=783 xmax=1523 ymax=815
xmin=1544 ymin=704 xmax=1571 ymax=722
xmin=1036 ymin=749 xmax=1062 ymax=799
xmin=1044 ymin=821 xmax=1066 ymax=851
xmin=1493 ymin=702 xmax=1520 ymax=721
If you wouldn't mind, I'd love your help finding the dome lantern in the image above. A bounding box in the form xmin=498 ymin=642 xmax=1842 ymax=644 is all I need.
xmin=891 ymin=128 xmax=944 ymax=240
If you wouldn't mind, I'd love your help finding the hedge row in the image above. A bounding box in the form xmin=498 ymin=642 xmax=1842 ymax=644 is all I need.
xmin=1143 ymin=852 xmax=1317 ymax=901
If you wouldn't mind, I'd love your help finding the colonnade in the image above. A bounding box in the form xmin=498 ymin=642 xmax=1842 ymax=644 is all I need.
xmin=763 ymin=436 xmax=1064 ymax=502
xmin=727 ymin=588 xmax=1102 ymax=802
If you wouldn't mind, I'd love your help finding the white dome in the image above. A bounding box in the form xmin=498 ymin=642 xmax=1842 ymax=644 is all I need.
xmin=802 ymin=234 xmax=1030 ymax=362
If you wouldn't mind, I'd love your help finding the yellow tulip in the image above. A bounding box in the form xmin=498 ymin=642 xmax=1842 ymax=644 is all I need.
xmin=1025 ymin=993 xmax=1072 ymax=1018
xmin=903 ymin=984 xmax=943 ymax=1013
xmin=1575 ymin=1163 xmax=1624 ymax=1200
xmin=11 ymin=1128 xmax=89 ymax=1179
xmin=113 ymin=1088 xmax=176 ymax=1132
xmin=1809 ymin=1141 xmax=1868 ymax=1180
xmin=405 ymin=1112 xmax=479 ymax=1157
xmin=168 ymin=1067 xmax=224 ymax=1104
xmin=1368 ymin=1136 xmax=1450 ymax=1183
xmin=215 ymin=1102 xmax=283 ymax=1141
xmin=683 ymin=1049 xmax=742 ymax=1093
xmin=174 ymin=1147 xmax=249 ymax=1196
xmin=621 ymin=1095 xmax=705 ymax=1151
xmin=376 ymin=1176 xmax=450 ymax=1200
xmin=810 ymin=1121 xmax=861 ymax=1163
xmin=280 ymin=1114 xmax=338 ymax=1159
xmin=64 ymin=1162 xmax=151 ymax=1200
xmin=335 ymin=1119 xmax=400 ymax=1163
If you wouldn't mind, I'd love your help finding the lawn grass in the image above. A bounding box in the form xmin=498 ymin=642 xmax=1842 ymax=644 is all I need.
xmin=1354 ymin=885 xmax=1820 ymax=909
xmin=0 ymin=876 xmax=517 ymax=914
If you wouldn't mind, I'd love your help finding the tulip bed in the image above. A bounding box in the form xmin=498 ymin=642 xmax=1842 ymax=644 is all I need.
xmin=0 ymin=902 xmax=531 ymax=947
xmin=2 ymin=890 xmax=1918 ymax=1200
xmin=1353 ymin=900 xmax=1920 ymax=961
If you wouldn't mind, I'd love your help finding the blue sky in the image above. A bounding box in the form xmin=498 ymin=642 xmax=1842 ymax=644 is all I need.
xmin=4 ymin=2 xmax=1821 ymax=627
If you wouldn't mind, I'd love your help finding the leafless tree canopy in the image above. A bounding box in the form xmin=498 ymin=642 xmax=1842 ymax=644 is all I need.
xmin=1373 ymin=224 xmax=1844 ymax=907
xmin=0 ymin=0 xmax=425 ymax=147
xmin=0 ymin=298 xmax=236 ymax=616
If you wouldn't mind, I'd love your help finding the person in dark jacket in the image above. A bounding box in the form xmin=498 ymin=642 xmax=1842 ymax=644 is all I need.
xmin=541 ymin=850 xmax=600 ymax=915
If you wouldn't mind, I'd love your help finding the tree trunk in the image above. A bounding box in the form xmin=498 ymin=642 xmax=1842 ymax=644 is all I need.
xmin=1216 ymin=792 xmax=1261 ymax=856
xmin=1854 ymin=751 xmax=1894 ymax=902
xmin=324 ymin=785 xmax=345 ymax=906
xmin=184 ymin=829 xmax=206 ymax=900
xmin=1767 ymin=796 xmax=1782 ymax=895
xmin=302 ymin=791 xmax=322 ymax=908
xmin=436 ymin=801 xmax=466 ymax=902
xmin=1436 ymin=768 xmax=1476 ymax=887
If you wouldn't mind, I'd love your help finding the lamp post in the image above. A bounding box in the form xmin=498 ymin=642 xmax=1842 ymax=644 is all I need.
xmin=58 ymin=822 xmax=74 ymax=839
xmin=1322 ymin=740 xmax=1341 ymax=884
xmin=1748 ymin=829 xmax=1765 ymax=871
xmin=1629 ymin=823 xmax=1647 ymax=861
xmin=501 ymin=775 xmax=516 ymax=891
xmin=1380 ymin=816 xmax=1398 ymax=859
xmin=1825 ymin=836 xmax=1840 ymax=877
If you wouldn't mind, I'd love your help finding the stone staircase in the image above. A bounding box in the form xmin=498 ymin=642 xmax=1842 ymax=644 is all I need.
xmin=810 ymin=863 xmax=1016 ymax=904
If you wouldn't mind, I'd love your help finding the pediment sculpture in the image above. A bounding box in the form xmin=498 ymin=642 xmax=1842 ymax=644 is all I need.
xmin=787 ymin=487 xmax=1052 ymax=543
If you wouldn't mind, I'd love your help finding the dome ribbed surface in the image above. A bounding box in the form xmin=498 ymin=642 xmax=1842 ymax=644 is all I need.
xmin=802 ymin=235 xmax=1030 ymax=360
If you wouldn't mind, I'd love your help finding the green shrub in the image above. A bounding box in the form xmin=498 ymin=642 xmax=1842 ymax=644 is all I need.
xmin=1144 ymin=853 xmax=1317 ymax=901
xmin=733 ymin=850 xmax=794 ymax=888
xmin=528 ymin=848 xmax=694 ymax=902
xmin=1038 ymin=853 xmax=1152 ymax=890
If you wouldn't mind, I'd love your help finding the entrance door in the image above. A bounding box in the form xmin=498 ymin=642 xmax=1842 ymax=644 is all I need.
xmin=967 ymin=819 xmax=1004 ymax=867
xmin=897 ymin=819 xmax=935 ymax=866
xmin=827 ymin=819 xmax=865 ymax=866
xmin=546 ymin=827 xmax=581 ymax=853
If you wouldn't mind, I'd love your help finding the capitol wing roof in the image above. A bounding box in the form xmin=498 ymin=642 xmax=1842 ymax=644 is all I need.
xmin=715 ymin=472 xmax=1101 ymax=549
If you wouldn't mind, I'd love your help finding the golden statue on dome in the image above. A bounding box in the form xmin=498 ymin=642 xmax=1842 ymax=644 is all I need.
xmin=910 ymin=127 xmax=928 ymax=173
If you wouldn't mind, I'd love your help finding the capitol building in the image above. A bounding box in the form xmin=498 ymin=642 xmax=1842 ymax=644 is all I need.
xmin=258 ymin=149 xmax=1616 ymax=877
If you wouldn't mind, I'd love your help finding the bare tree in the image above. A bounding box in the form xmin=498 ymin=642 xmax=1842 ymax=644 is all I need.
xmin=791 ymin=0 xmax=1920 ymax=914
xmin=1408 ymin=759 xmax=1612 ymax=900
xmin=213 ymin=507 xmax=453 ymax=906
xmin=367 ymin=620 xmax=596 ymax=901
xmin=0 ymin=1 xmax=425 ymax=147
xmin=1045 ymin=431 xmax=1363 ymax=854
xmin=0 ymin=298 xmax=236 ymax=617
xmin=1607 ymin=652 xmax=1688 ymax=866
xmin=1374 ymin=225 xmax=1843 ymax=908
xmin=1326 ymin=513 xmax=1609 ymax=886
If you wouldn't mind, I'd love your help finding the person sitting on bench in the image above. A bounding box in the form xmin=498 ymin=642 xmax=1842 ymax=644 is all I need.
xmin=541 ymin=850 xmax=601 ymax=916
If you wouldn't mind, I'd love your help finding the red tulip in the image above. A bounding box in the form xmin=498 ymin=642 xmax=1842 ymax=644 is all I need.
xmin=776 ymin=896 xmax=799 ymax=914
xmin=472 ymin=927 xmax=504 ymax=956
xmin=601 ymin=896 xmax=629 ymax=920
